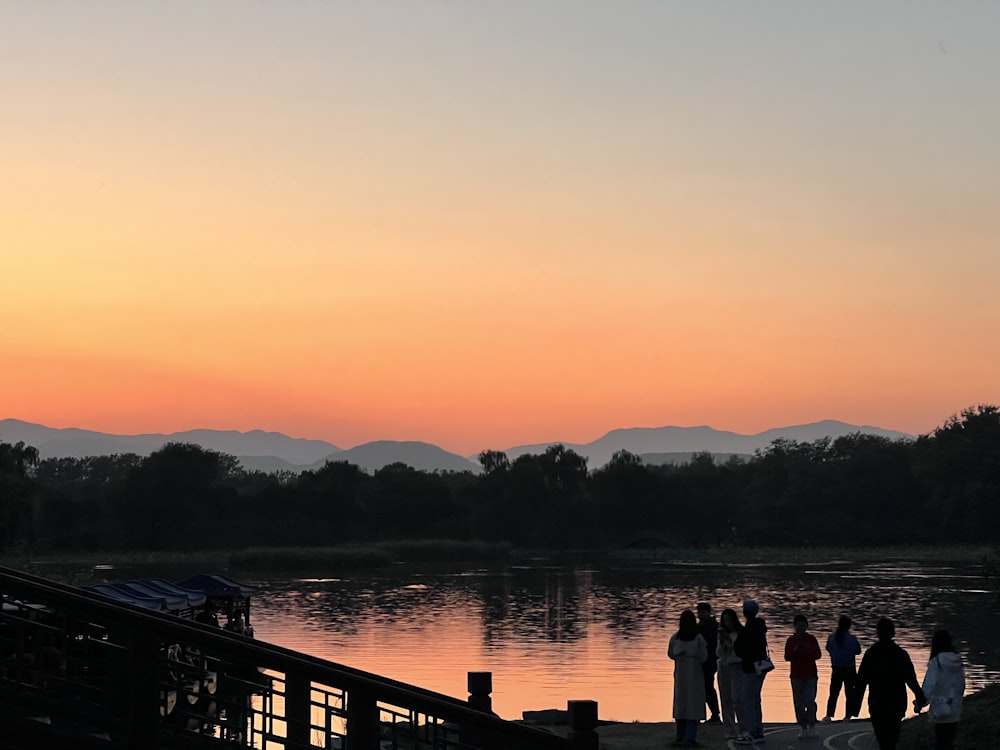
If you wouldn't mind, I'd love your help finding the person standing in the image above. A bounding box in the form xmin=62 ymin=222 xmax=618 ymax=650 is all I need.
xmin=823 ymin=615 xmax=862 ymax=722
xmin=716 ymin=608 xmax=745 ymax=739
xmin=668 ymin=609 xmax=709 ymax=747
xmin=226 ymin=609 xmax=255 ymax=637
xmin=696 ymin=601 xmax=721 ymax=723
xmin=856 ymin=618 xmax=927 ymax=750
xmin=921 ymin=630 xmax=965 ymax=750
xmin=784 ymin=614 xmax=822 ymax=739
xmin=733 ymin=599 xmax=769 ymax=745
xmin=196 ymin=606 xmax=221 ymax=628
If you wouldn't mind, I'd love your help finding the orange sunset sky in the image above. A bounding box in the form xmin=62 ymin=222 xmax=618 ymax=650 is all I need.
xmin=2 ymin=3 xmax=998 ymax=455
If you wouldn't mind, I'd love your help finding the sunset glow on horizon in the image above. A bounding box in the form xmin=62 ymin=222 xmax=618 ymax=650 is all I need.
xmin=3 ymin=2 xmax=998 ymax=455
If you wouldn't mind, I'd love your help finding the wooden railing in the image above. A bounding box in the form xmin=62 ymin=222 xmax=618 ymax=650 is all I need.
xmin=0 ymin=565 xmax=578 ymax=750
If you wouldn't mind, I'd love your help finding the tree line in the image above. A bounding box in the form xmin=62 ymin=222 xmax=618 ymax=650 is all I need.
xmin=1 ymin=405 xmax=997 ymax=553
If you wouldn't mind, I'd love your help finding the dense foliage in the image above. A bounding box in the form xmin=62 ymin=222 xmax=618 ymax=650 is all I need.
xmin=1 ymin=405 xmax=998 ymax=552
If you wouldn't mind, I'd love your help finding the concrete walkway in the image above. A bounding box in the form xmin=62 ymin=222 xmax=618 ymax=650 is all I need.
xmin=559 ymin=720 xmax=877 ymax=750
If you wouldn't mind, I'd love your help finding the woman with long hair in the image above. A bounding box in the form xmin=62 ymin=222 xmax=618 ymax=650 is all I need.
xmin=921 ymin=629 xmax=965 ymax=750
xmin=716 ymin=608 xmax=744 ymax=739
xmin=668 ymin=609 xmax=708 ymax=747
xmin=823 ymin=615 xmax=861 ymax=722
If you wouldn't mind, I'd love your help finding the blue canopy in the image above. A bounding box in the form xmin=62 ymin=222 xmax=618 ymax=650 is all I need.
xmin=141 ymin=578 xmax=208 ymax=608
xmin=176 ymin=574 xmax=255 ymax=599
xmin=120 ymin=581 xmax=189 ymax=612
xmin=90 ymin=584 xmax=166 ymax=611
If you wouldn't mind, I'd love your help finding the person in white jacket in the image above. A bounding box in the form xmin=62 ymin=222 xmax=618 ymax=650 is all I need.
xmin=669 ymin=609 xmax=709 ymax=747
xmin=920 ymin=629 xmax=965 ymax=750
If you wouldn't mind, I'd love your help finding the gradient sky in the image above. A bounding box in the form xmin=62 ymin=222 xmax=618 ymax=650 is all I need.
xmin=2 ymin=2 xmax=998 ymax=455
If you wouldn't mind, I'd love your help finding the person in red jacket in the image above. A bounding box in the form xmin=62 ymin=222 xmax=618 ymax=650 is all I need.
xmin=785 ymin=614 xmax=822 ymax=739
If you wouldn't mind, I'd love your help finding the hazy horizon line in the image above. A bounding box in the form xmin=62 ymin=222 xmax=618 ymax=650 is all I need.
xmin=2 ymin=414 xmax=922 ymax=458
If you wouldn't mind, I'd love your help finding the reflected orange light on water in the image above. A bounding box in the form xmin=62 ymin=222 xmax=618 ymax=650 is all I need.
xmin=238 ymin=558 xmax=1000 ymax=731
xmin=255 ymin=597 xmax=934 ymax=724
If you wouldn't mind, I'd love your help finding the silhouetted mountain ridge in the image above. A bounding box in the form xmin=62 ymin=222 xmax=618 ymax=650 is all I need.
xmin=500 ymin=420 xmax=913 ymax=468
xmin=1 ymin=418 xmax=913 ymax=474
xmin=0 ymin=419 xmax=340 ymax=465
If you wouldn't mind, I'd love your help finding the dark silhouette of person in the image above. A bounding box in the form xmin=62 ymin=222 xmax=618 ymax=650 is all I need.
xmin=696 ymin=601 xmax=721 ymax=723
xmin=225 ymin=609 xmax=253 ymax=637
xmin=196 ymin=607 xmax=221 ymax=628
xmin=856 ymin=618 xmax=926 ymax=750
xmin=733 ymin=598 xmax=769 ymax=745
xmin=823 ymin=614 xmax=861 ymax=721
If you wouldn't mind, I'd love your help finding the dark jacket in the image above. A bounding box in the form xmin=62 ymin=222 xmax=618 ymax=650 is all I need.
xmin=734 ymin=616 xmax=768 ymax=674
xmin=857 ymin=639 xmax=926 ymax=719
xmin=698 ymin=616 xmax=719 ymax=669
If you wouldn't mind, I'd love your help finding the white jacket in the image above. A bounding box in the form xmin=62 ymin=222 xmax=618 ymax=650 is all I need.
xmin=716 ymin=629 xmax=742 ymax=666
xmin=921 ymin=651 xmax=965 ymax=723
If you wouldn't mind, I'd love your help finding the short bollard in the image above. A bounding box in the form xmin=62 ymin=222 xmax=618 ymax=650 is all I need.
xmin=464 ymin=671 xmax=494 ymax=748
xmin=467 ymin=671 xmax=493 ymax=713
xmin=567 ymin=700 xmax=599 ymax=750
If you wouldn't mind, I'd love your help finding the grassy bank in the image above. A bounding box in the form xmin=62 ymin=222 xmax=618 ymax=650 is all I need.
xmin=606 ymin=544 xmax=995 ymax=567
xmin=0 ymin=539 xmax=516 ymax=577
xmin=1 ymin=542 xmax=992 ymax=576
xmin=228 ymin=545 xmax=394 ymax=571
xmin=0 ymin=548 xmax=231 ymax=570
xmin=899 ymin=682 xmax=1000 ymax=749
xmin=230 ymin=539 xmax=513 ymax=571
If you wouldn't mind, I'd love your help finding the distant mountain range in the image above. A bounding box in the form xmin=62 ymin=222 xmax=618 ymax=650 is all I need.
xmin=1 ymin=418 xmax=913 ymax=474
xmin=0 ymin=419 xmax=339 ymax=465
xmin=500 ymin=420 xmax=914 ymax=468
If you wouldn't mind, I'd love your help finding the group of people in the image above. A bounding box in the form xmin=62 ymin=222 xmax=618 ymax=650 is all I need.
xmin=668 ymin=600 xmax=966 ymax=750
xmin=195 ymin=606 xmax=255 ymax=638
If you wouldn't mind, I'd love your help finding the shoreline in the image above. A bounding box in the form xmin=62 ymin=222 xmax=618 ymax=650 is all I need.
xmin=1 ymin=542 xmax=993 ymax=573
xmin=537 ymin=682 xmax=999 ymax=749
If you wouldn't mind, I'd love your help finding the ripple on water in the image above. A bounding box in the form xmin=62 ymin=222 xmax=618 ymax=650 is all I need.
xmin=252 ymin=560 xmax=1000 ymax=723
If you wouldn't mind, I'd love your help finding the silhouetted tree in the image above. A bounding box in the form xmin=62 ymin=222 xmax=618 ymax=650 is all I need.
xmin=10 ymin=404 xmax=1000 ymax=552
xmin=592 ymin=451 xmax=659 ymax=546
xmin=122 ymin=443 xmax=237 ymax=549
xmin=478 ymin=449 xmax=510 ymax=475
xmin=915 ymin=405 xmax=1000 ymax=542
xmin=0 ymin=440 xmax=40 ymax=548
xmin=0 ymin=440 xmax=39 ymax=477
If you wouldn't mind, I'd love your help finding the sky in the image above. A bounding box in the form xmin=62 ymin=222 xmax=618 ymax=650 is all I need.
xmin=2 ymin=2 xmax=998 ymax=455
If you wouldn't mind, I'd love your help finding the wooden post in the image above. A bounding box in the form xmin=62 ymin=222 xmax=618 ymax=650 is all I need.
xmin=126 ymin=630 xmax=160 ymax=750
xmin=467 ymin=671 xmax=493 ymax=713
xmin=284 ymin=672 xmax=311 ymax=746
xmin=567 ymin=700 xmax=599 ymax=750
xmin=345 ymin=685 xmax=378 ymax=750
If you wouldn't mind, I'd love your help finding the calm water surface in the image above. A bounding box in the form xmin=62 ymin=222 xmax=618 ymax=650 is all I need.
xmin=234 ymin=558 xmax=999 ymax=724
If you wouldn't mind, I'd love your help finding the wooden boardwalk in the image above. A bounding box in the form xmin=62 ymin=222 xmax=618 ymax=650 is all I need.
xmin=1 ymin=565 xmax=571 ymax=750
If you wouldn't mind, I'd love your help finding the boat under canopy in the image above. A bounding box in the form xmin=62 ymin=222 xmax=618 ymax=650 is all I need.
xmin=90 ymin=573 xmax=255 ymax=623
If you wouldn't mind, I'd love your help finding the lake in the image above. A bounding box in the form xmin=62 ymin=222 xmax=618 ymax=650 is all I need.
xmin=228 ymin=556 xmax=1000 ymax=724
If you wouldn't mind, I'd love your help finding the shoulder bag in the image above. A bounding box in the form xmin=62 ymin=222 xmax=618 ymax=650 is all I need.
xmin=754 ymin=646 xmax=775 ymax=675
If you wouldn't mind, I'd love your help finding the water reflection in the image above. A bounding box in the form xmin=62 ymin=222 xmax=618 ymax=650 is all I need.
xmin=244 ymin=559 xmax=999 ymax=723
